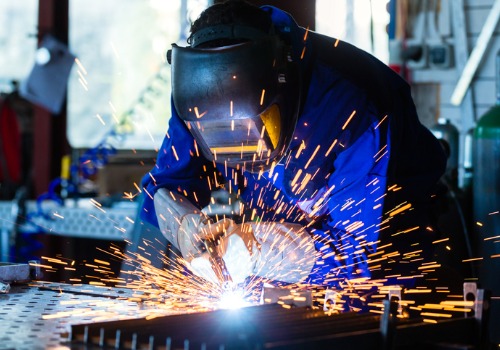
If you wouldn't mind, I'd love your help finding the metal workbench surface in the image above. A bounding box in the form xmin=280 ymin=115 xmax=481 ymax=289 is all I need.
xmin=0 ymin=282 xmax=179 ymax=350
xmin=0 ymin=281 xmax=490 ymax=350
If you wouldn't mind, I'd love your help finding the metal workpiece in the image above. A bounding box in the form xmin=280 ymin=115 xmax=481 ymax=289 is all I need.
xmin=68 ymin=303 xmax=384 ymax=350
xmin=261 ymin=285 xmax=313 ymax=308
xmin=0 ymin=262 xmax=31 ymax=283
xmin=0 ymin=282 xmax=492 ymax=350
xmin=0 ymin=280 xmax=10 ymax=293
xmin=0 ymin=262 xmax=31 ymax=294
xmin=67 ymin=298 xmax=490 ymax=350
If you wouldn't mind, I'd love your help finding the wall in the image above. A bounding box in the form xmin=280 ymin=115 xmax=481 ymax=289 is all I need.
xmin=408 ymin=1 xmax=500 ymax=343
xmin=410 ymin=0 xmax=499 ymax=187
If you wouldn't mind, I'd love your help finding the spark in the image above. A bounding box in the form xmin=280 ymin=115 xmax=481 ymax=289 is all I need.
xmin=94 ymin=259 xmax=110 ymax=266
xmin=90 ymin=198 xmax=102 ymax=207
xmin=171 ymin=146 xmax=179 ymax=161
xmin=485 ymin=235 xmax=500 ymax=241
xmin=432 ymin=238 xmax=449 ymax=244
xmin=374 ymin=145 xmax=388 ymax=162
xmin=34 ymin=124 xmax=484 ymax=328
xmin=374 ymin=115 xmax=388 ymax=129
xmin=74 ymin=58 xmax=88 ymax=75
xmin=342 ymin=110 xmax=356 ymax=130
xmin=260 ymin=90 xmax=266 ymax=105
xmin=77 ymin=71 xmax=88 ymax=91
xmin=462 ymin=257 xmax=483 ymax=263
xmin=53 ymin=212 xmax=64 ymax=219
xmin=110 ymin=41 xmax=120 ymax=59
xmin=123 ymin=192 xmax=136 ymax=200
xmin=300 ymin=47 xmax=306 ymax=60
xmin=95 ymin=114 xmax=105 ymax=125
xmin=304 ymin=145 xmax=321 ymax=169
xmin=423 ymin=318 xmax=438 ymax=323
xmin=111 ymin=113 xmax=120 ymax=124
xmin=389 ymin=203 xmax=412 ymax=217
xmin=194 ymin=107 xmax=206 ymax=119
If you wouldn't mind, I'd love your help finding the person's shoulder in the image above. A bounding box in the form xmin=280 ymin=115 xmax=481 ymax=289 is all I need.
xmin=309 ymin=32 xmax=395 ymax=79
xmin=309 ymin=32 xmax=409 ymax=109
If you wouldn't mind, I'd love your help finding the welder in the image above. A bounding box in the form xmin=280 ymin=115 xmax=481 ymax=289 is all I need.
xmin=141 ymin=0 xmax=447 ymax=289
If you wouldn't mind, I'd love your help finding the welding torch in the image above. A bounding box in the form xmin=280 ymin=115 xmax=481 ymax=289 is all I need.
xmin=201 ymin=236 xmax=234 ymax=291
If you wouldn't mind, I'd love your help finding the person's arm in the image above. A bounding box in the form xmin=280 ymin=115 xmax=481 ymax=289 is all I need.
xmin=141 ymin=99 xmax=214 ymax=228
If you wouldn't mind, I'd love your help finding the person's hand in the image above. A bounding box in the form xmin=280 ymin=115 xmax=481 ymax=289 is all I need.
xmin=154 ymin=188 xmax=208 ymax=258
xmin=189 ymin=219 xmax=259 ymax=285
xmin=190 ymin=221 xmax=317 ymax=285
xmin=154 ymin=189 xmax=316 ymax=285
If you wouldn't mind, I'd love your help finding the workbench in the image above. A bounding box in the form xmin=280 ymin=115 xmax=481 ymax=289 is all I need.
xmin=0 ymin=281 xmax=491 ymax=350
xmin=0 ymin=281 xmax=179 ymax=350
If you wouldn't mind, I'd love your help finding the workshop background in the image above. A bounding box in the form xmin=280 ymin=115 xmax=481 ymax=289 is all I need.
xmin=0 ymin=0 xmax=499 ymax=349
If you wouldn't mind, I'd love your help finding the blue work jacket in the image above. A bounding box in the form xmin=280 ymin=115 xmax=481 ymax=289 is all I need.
xmin=141 ymin=6 xmax=447 ymax=287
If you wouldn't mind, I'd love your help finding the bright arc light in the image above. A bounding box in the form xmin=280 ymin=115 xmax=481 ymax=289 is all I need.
xmin=217 ymin=289 xmax=250 ymax=310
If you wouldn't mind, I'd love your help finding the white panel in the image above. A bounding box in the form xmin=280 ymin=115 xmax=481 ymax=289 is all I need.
xmin=466 ymin=8 xmax=500 ymax=35
xmin=469 ymin=34 xmax=500 ymax=78
xmin=441 ymin=80 xmax=496 ymax=104
xmin=411 ymin=69 xmax=458 ymax=83
xmin=465 ymin=0 xmax=495 ymax=6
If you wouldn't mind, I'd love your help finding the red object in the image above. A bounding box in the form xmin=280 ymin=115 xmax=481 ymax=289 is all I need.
xmin=389 ymin=64 xmax=402 ymax=75
xmin=0 ymin=98 xmax=22 ymax=183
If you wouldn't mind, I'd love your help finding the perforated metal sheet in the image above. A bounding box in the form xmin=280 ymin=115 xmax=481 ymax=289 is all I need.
xmin=0 ymin=201 xmax=16 ymax=231
xmin=0 ymin=282 xmax=178 ymax=350
xmin=0 ymin=201 xmax=135 ymax=240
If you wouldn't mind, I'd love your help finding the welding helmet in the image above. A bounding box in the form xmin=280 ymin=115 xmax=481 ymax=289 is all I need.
xmin=168 ymin=23 xmax=300 ymax=172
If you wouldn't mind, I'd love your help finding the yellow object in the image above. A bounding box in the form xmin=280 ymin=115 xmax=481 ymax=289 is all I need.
xmin=61 ymin=155 xmax=71 ymax=180
xmin=259 ymin=104 xmax=281 ymax=149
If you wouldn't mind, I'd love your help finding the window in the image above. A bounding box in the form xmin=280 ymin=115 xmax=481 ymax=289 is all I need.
xmin=316 ymin=0 xmax=390 ymax=63
xmin=67 ymin=0 xmax=210 ymax=150
xmin=0 ymin=1 xmax=38 ymax=92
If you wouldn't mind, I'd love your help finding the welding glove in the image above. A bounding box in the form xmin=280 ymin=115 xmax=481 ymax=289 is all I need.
xmin=154 ymin=188 xmax=209 ymax=260
xmin=190 ymin=219 xmax=316 ymax=285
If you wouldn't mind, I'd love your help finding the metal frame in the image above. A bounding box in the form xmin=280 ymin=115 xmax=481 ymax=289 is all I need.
xmin=0 ymin=200 xmax=135 ymax=240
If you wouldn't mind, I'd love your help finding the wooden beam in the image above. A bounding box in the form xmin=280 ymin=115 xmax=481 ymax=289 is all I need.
xmin=33 ymin=0 xmax=70 ymax=196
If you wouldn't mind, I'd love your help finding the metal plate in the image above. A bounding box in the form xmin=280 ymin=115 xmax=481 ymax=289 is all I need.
xmin=0 ymin=282 xmax=179 ymax=350
xmin=0 ymin=263 xmax=30 ymax=283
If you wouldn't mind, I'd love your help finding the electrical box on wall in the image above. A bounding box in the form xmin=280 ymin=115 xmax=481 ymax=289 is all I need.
xmin=428 ymin=43 xmax=453 ymax=69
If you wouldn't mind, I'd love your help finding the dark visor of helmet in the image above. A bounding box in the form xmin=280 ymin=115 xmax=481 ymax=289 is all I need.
xmin=169 ymin=34 xmax=300 ymax=171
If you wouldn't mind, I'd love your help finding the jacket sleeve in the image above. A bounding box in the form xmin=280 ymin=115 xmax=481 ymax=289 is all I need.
xmin=140 ymin=100 xmax=214 ymax=227
xmin=305 ymin=115 xmax=390 ymax=285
